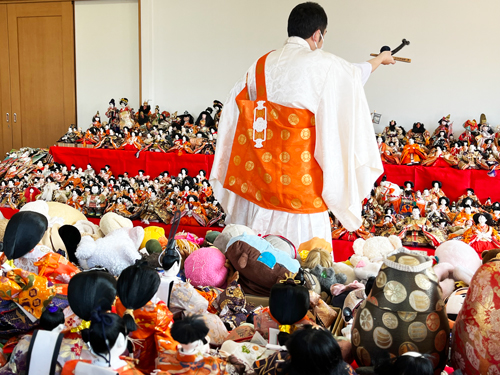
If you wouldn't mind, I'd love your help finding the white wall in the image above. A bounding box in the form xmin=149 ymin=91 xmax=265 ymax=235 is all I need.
xmin=75 ymin=0 xmax=139 ymax=129
xmin=141 ymin=0 xmax=500 ymax=134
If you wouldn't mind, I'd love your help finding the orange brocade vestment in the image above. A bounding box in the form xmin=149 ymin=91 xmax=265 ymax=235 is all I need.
xmin=223 ymin=52 xmax=327 ymax=214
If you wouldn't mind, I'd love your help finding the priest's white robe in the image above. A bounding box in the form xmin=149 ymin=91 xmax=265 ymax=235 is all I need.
xmin=210 ymin=37 xmax=383 ymax=251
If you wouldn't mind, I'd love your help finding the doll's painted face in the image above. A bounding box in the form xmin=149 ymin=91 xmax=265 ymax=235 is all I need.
xmin=384 ymin=216 xmax=391 ymax=223
xmin=91 ymin=186 xmax=99 ymax=194
xmin=478 ymin=215 xmax=487 ymax=225
xmin=174 ymin=186 xmax=179 ymax=193
xmin=430 ymin=202 xmax=437 ymax=211
xmin=184 ymin=186 xmax=190 ymax=192
xmin=412 ymin=207 xmax=420 ymax=218
xmin=188 ymin=197 xmax=195 ymax=202
xmin=409 ymin=139 xmax=414 ymax=144
xmin=465 ymin=207 xmax=472 ymax=214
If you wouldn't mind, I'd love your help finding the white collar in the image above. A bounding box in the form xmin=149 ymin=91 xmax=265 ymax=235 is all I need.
xmin=284 ymin=36 xmax=311 ymax=50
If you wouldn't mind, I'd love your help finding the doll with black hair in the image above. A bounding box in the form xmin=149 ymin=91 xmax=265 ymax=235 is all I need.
xmin=113 ymin=262 xmax=172 ymax=373
xmin=85 ymin=185 xmax=107 ymax=217
xmin=118 ymin=98 xmax=135 ymax=129
xmin=157 ymin=314 xmax=225 ymax=374
xmin=179 ymin=194 xmax=208 ymax=226
xmin=373 ymin=351 xmax=434 ymax=375
xmin=382 ymin=120 xmax=406 ymax=148
xmin=253 ymin=326 xmax=356 ymax=375
xmin=406 ymin=122 xmax=430 ymax=148
xmin=195 ymin=107 xmax=215 ymax=131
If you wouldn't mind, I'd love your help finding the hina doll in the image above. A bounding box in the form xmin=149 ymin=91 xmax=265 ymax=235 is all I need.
xmin=194 ymin=133 xmax=216 ymax=155
xmin=426 ymin=202 xmax=444 ymax=226
xmin=377 ymin=135 xmax=399 ymax=164
xmin=137 ymin=101 xmax=151 ymax=129
xmin=213 ymin=100 xmax=223 ymax=127
xmin=203 ymin=197 xmax=225 ymax=227
xmin=406 ymin=122 xmax=430 ymax=148
xmin=381 ymin=120 xmax=406 ymax=147
xmin=457 ymin=144 xmax=481 ymax=169
xmin=75 ymin=127 xmax=99 ymax=147
xmin=475 ymin=123 xmax=495 ymax=148
xmin=431 ymin=130 xmax=450 ymax=150
xmin=119 ymin=131 xmax=143 ymax=151
xmin=106 ymin=99 xmax=119 ymax=127
xmin=94 ymin=129 xmax=121 ymax=149
xmin=429 ymin=218 xmax=450 ymax=244
xmin=374 ymin=215 xmax=397 ymax=237
xmin=67 ymin=190 xmax=83 ymax=211
xmin=39 ymin=176 xmax=57 ymax=201
xmin=398 ymin=205 xmax=440 ymax=248
xmin=119 ymin=98 xmax=135 ymax=129
xmin=400 ymin=138 xmax=427 ymax=165
xmin=491 ymin=202 xmax=500 ymax=223
xmin=478 ymin=149 xmax=500 ymax=176
xmin=85 ymin=185 xmax=107 ymax=217
xmin=449 ymin=205 xmax=474 ymax=234
xmin=455 ymin=212 xmax=500 ymax=254
xmin=195 ymin=108 xmax=215 ymax=132
xmin=178 ymin=195 xmax=209 ymax=226
xmin=179 ymin=111 xmax=195 ymax=131
xmin=429 ymin=180 xmax=446 ymax=202
xmin=430 ymin=115 xmax=452 ymax=142
xmin=437 ymin=197 xmax=451 ymax=221
xmin=457 ymin=188 xmax=481 ymax=206
xmin=421 ymin=146 xmax=457 ymax=167
xmin=399 ymin=181 xmax=416 ymax=216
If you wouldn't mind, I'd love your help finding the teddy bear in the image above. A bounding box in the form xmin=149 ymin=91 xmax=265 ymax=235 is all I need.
xmin=310 ymin=264 xmax=347 ymax=295
xmin=433 ymin=240 xmax=482 ymax=299
xmin=350 ymin=235 xmax=402 ymax=281
xmin=75 ymin=226 xmax=144 ymax=276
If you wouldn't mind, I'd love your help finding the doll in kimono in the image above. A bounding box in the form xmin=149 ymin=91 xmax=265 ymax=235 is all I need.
xmin=406 ymin=122 xmax=430 ymax=148
xmin=382 ymin=120 xmax=406 ymax=148
xmin=377 ymin=135 xmax=399 ymax=164
xmin=455 ymin=212 xmax=500 ymax=254
xmin=137 ymin=101 xmax=151 ymax=130
xmin=400 ymin=138 xmax=427 ymax=165
xmin=178 ymin=194 xmax=209 ymax=226
xmin=478 ymin=149 xmax=500 ymax=176
xmin=398 ymin=205 xmax=440 ymax=248
xmin=430 ymin=115 xmax=452 ymax=142
xmin=195 ymin=107 xmax=215 ymax=132
xmin=86 ymin=185 xmax=107 ymax=217
xmin=421 ymin=146 xmax=458 ymax=167
xmin=118 ymin=98 xmax=135 ymax=129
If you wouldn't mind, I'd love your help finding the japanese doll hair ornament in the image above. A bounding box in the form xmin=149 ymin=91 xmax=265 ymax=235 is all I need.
xmin=119 ymin=98 xmax=128 ymax=106
xmin=39 ymin=303 xmax=65 ymax=331
xmin=116 ymin=261 xmax=161 ymax=333
xmin=284 ymin=326 xmax=344 ymax=375
xmin=2 ymin=211 xmax=48 ymax=260
xmin=67 ymin=270 xmax=117 ymax=321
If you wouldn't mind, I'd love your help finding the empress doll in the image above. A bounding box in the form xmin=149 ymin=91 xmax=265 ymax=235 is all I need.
xmin=119 ymin=98 xmax=135 ymax=129
xmin=454 ymin=212 xmax=500 ymax=254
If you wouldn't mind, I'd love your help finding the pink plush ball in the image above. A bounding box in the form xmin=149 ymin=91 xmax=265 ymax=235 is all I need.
xmin=184 ymin=247 xmax=228 ymax=288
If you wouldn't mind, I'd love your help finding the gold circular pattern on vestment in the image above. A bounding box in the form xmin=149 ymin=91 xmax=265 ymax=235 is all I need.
xmin=245 ymin=161 xmax=254 ymax=171
xmin=270 ymin=109 xmax=279 ymax=120
xmin=238 ymin=134 xmax=247 ymax=145
xmin=256 ymin=64 xmax=264 ymax=75
xmin=409 ymin=290 xmax=431 ymax=312
xmin=270 ymin=196 xmax=280 ymax=206
xmin=311 ymin=117 xmax=316 ymax=126
xmin=426 ymin=312 xmax=440 ymax=332
xmin=399 ymin=342 xmax=419 ymax=356
xmin=352 ymin=328 xmax=361 ymax=346
xmin=280 ymin=175 xmax=291 ymax=185
xmin=301 ymin=129 xmax=311 ymax=140
xmin=288 ymin=113 xmax=299 ymax=126
xmin=373 ymin=327 xmax=393 ymax=349
xmin=397 ymin=311 xmax=417 ymax=322
xmin=281 ymin=129 xmax=291 ymax=140
xmin=262 ymin=152 xmax=272 ymax=163
xmin=267 ymin=129 xmax=273 ymax=140
xmin=313 ymin=197 xmax=323 ymax=208
xmin=301 ymin=151 xmax=312 ymax=162
xmin=228 ymin=176 xmax=236 ymax=186
xmin=247 ymin=129 xmax=253 ymax=138
xmin=376 ymin=271 xmax=387 ymax=288
xmin=233 ymin=155 xmax=241 ymax=166
xmin=382 ymin=312 xmax=398 ymax=330
xmin=291 ymin=198 xmax=302 ymax=209
xmin=279 ymin=152 xmax=290 ymax=163
xmin=387 ymin=255 xmax=396 ymax=262
xmin=359 ymin=308 xmax=374 ymax=331
xmin=415 ymin=274 xmax=432 ymax=291
xmin=426 ymin=268 xmax=439 ymax=282
xmin=356 ymin=347 xmax=371 ymax=367
xmin=256 ymin=190 xmax=262 ymax=201
xmin=241 ymin=183 xmax=248 ymax=194
xmin=264 ymin=173 xmax=272 ymax=184
xmin=434 ymin=330 xmax=447 ymax=352
xmin=398 ymin=255 xmax=420 ymax=266
xmin=302 ymin=174 xmax=312 ymax=186
xmin=408 ymin=322 xmax=427 ymax=342
xmin=384 ymin=281 xmax=407 ymax=304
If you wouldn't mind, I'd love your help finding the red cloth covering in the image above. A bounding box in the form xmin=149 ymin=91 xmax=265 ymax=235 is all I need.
xmin=49 ymin=146 xmax=215 ymax=178
xmin=380 ymin=163 xmax=500 ymax=203
xmin=0 ymin=207 xmax=222 ymax=239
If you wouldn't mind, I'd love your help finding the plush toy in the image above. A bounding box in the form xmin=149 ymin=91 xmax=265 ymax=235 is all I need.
xmin=212 ymin=224 xmax=256 ymax=253
xmin=302 ymin=247 xmax=356 ymax=285
xmin=352 ymin=248 xmax=449 ymax=373
xmin=75 ymin=226 xmax=144 ymax=276
xmin=445 ymin=287 xmax=468 ymax=329
xmin=351 ymin=235 xmax=402 ymax=281
xmin=140 ymin=225 xmax=165 ymax=249
xmin=100 ymin=212 xmax=133 ymax=236
xmin=481 ymin=248 xmax=500 ymax=264
xmin=226 ymin=234 xmax=300 ymax=296
xmin=297 ymin=237 xmax=333 ymax=262
xmin=310 ymin=264 xmax=347 ymax=295
xmin=451 ymin=253 xmax=500 ymax=375
xmin=47 ymin=201 xmax=86 ymax=225
xmin=184 ymin=247 xmax=228 ymax=289
xmin=433 ymin=240 xmax=481 ymax=299
xmin=263 ymin=235 xmax=297 ymax=259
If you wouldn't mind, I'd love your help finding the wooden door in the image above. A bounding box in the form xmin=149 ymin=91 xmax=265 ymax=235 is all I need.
xmin=0 ymin=4 xmax=11 ymax=157
xmin=7 ymin=1 xmax=75 ymax=149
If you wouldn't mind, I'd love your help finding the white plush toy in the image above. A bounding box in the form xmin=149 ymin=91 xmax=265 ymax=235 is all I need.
xmin=75 ymin=226 xmax=144 ymax=276
xmin=212 ymin=224 xmax=256 ymax=253
xmin=351 ymin=235 xmax=402 ymax=280
xmin=433 ymin=240 xmax=481 ymax=299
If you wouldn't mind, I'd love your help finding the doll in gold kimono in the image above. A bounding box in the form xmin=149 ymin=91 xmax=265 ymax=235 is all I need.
xmin=374 ymin=214 xmax=398 ymax=237
xmin=406 ymin=122 xmax=430 ymax=148
xmin=66 ymin=189 xmax=84 ymax=212
xmin=458 ymin=144 xmax=482 ymax=169
xmin=119 ymin=98 xmax=135 ymax=129
xmin=398 ymin=205 xmax=440 ymax=248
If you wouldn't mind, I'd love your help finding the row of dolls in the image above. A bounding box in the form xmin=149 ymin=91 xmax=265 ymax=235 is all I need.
xmin=57 ymin=99 xmax=224 ymax=155
xmin=0 ymin=152 xmax=225 ymax=227
xmin=1 ymin=207 xmax=491 ymax=375
xmin=332 ymin=178 xmax=500 ymax=253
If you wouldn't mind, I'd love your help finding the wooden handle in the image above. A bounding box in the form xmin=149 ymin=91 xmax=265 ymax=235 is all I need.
xmin=370 ymin=53 xmax=411 ymax=63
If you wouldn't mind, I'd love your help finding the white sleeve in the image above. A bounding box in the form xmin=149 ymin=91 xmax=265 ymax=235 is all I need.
xmin=352 ymin=62 xmax=371 ymax=86
xmin=314 ymin=60 xmax=383 ymax=231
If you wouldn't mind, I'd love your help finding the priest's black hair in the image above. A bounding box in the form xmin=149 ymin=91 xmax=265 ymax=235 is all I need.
xmin=68 ymin=270 xmax=117 ymax=321
xmin=3 ymin=211 xmax=48 ymax=260
xmin=170 ymin=315 xmax=209 ymax=345
xmin=85 ymin=311 xmax=126 ymax=358
xmin=373 ymin=350 xmax=434 ymax=375
xmin=117 ymin=262 xmax=160 ymax=332
xmin=287 ymin=2 xmax=327 ymax=39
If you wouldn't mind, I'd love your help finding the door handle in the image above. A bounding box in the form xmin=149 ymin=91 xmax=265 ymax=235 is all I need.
xmin=6 ymin=113 xmax=8 ymax=122
xmin=13 ymin=113 xmax=17 ymax=123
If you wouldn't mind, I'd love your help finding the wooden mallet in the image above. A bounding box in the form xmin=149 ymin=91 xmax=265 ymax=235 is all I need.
xmin=371 ymin=38 xmax=411 ymax=63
